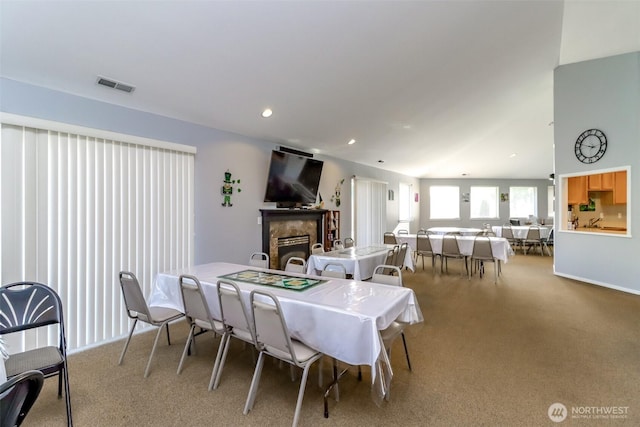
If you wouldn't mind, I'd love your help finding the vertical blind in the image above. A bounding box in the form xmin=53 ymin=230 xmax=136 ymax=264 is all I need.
xmin=0 ymin=120 xmax=195 ymax=352
xmin=352 ymin=177 xmax=387 ymax=247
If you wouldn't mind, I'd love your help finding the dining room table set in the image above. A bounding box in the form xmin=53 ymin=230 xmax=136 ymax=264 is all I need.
xmin=148 ymin=261 xmax=423 ymax=409
xmin=396 ymin=232 xmax=514 ymax=263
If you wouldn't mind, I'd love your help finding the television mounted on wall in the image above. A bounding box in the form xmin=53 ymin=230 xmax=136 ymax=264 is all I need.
xmin=263 ymin=150 xmax=324 ymax=208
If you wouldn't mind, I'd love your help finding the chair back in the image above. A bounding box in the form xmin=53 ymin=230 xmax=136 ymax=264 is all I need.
xmin=416 ymin=232 xmax=433 ymax=254
xmin=216 ymin=280 xmax=254 ymax=338
xmin=472 ymin=236 xmax=494 ymax=260
xmin=501 ymin=226 xmax=515 ymax=240
xmin=384 ymin=245 xmax=399 ymax=266
xmin=311 ymin=243 xmax=324 ymax=254
xmin=249 ymin=252 xmax=269 ymax=268
xmin=371 ymin=265 xmax=403 ymax=286
xmin=320 ymin=263 xmax=346 ymax=279
xmin=383 ymin=232 xmax=397 ymax=244
xmin=179 ymin=275 xmax=222 ymax=333
xmin=119 ymin=272 xmax=153 ymax=323
xmin=482 ymin=229 xmax=497 ymax=237
xmin=249 ymin=290 xmax=302 ymax=365
xmin=395 ymin=242 xmax=409 ymax=268
xmin=333 ymin=239 xmax=344 ymax=250
xmin=284 ymin=257 xmax=306 ymax=274
xmin=525 ymin=226 xmax=541 ymax=240
xmin=343 ymin=237 xmax=355 ymax=248
xmin=0 ymin=370 xmax=45 ymax=427
xmin=442 ymin=234 xmax=461 ymax=256
xmin=0 ymin=282 xmax=65 ymax=334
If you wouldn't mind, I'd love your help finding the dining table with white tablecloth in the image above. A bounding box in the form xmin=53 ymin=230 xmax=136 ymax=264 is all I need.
xmin=492 ymin=225 xmax=551 ymax=240
xmin=306 ymin=245 xmax=414 ymax=281
xmin=397 ymin=234 xmax=514 ymax=263
xmin=148 ymin=262 xmax=423 ymax=402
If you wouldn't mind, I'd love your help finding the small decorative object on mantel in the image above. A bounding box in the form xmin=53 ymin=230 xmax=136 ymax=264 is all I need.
xmin=221 ymin=170 xmax=241 ymax=207
xmin=331 ymin=179 xmax=344 ymax=207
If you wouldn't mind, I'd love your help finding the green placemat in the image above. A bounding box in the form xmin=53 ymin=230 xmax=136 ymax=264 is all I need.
xmin=219 ymin=269 xmax=325 ymax=291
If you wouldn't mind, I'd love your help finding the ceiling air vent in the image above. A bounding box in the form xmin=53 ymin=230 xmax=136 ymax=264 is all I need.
xmin=96 ymin=76 xmax=135 ymax=93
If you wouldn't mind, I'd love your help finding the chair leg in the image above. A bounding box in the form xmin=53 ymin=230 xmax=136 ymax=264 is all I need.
xmin=144 ymin=321 xmax=169 ymax=378
xmin=401 ymin=332 xmax=412 ymax=371
xmin=209 ymin=333 xmax=229 ymax=391
xmin=118 ymin=319 xmax=138 ymax=365
xmin=213 ymin=334 xmax=233 ymax=390
xmin=244 ymin=351 xmax=266 ymax=414
xmin=62 ymin=361 xmax=73 ymax=426
xmin=177 ymin=325 xmax=196 ymax=374
xmin=166 ymin=322 xmax=172 ymax=345
xmin=292 ymin=362 xmax=313 ymax=427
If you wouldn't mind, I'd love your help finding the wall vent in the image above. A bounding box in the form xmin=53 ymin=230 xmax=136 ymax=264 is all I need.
xmin=96 ymin=76 xmax=135 ymax=93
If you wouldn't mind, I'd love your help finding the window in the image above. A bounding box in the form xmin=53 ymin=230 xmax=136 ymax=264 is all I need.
xmin=509 ymin=186 xmax=537 ymax=218
xmin=399 ymin=182 xmax=412 ymax=221
xmin=470 ymin=186 xmax=498 ymax=219
xmin=430 ymin=186 xmax=460 ymax=219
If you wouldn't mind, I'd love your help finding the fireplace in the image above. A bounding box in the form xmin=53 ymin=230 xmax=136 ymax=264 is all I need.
xmin=277 ymin=235 xmax=310 ymax=270
xmin=260 ymin=209 xmax=326 ymax=270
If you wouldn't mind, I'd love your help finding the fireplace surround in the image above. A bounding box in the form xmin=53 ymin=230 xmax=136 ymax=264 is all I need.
xmin=260 ymin=209 xmax=326 ymax=270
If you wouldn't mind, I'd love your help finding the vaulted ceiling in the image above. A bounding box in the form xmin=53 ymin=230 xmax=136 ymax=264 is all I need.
xmin=1 ymin=1 xmax=638 ymax=178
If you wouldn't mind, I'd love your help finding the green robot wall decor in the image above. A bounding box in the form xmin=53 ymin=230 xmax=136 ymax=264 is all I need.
xmin=222 ymin=170 xmax=241 ymax=207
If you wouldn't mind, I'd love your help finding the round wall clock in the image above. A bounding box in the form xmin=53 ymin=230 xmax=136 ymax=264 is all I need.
xmin=575 ymin=129 xmax=607 ymax=164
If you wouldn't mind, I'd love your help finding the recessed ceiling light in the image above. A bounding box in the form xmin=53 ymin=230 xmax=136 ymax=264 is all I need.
xmin=509 ymin=153 xmax=517 ymax=158
xmin=261 ymin=108 xmax=273 ymax=118
xmin=347 ymin=139 xmax=356 ymax=145
xmin=378 ymin=160 xmax=384 ymax=163
xmin=461 ymin=173 xmax=469 ymax=176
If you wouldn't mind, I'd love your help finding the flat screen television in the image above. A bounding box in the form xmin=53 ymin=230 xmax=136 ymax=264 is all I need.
xmin=264 ymin=150 xmax=324 ymax=208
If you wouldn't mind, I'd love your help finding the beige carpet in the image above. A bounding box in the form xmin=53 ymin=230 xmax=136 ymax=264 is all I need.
xmin=23 ymin=254 xmax=640 ymax=426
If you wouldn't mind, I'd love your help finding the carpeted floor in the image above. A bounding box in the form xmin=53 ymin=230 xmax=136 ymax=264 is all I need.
xmin=23 ymin=253 xmax=640 ymax=426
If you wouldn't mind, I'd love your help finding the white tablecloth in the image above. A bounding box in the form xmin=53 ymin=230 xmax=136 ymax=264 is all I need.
xmin=149 ymin=262 xmax=423 ymax=370
xmin=429 ymin=235 xmax=514 ymax=262
xmin=492 ymin=226 xmax=551 ymax=239
xmin=306 ymin=245 xmax=414 ymax=280
xmin=427 ymin=227 xmax=483 ymax=236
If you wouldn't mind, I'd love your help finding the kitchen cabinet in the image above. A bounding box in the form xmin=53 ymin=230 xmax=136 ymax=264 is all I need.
xmin=614 ymin=171 xmax=627 ymax=204
xmin=568 ymin=176 xmax=588 ymax=205
xmin=588 ymin=173 xmax=614 ymax=191
xmin=601 ymin=172 xmax=614 ymax=190
xmin=588 ymin=174 xmax=602 ymax=190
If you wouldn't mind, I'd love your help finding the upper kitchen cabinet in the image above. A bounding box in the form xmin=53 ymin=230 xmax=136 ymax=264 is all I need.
xmin=588 ymin=172 xmax=615 ymax=191
xmin=614 ymin=170 xmax=627 ymax=204
xmin=568 ymin=176 xmax=588 ymax=205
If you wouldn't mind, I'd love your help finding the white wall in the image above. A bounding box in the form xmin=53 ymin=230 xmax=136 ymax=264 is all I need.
xmin=554 ymin=52 xmax=640 ymax=294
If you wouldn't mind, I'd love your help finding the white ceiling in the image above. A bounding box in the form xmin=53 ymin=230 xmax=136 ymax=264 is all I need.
xmin=1 ymin=1 xmax=638 ymax=179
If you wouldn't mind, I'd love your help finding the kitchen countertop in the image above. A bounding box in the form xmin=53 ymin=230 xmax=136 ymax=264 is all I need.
xmin=572 ymin=226 xmax=627 ymax=234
